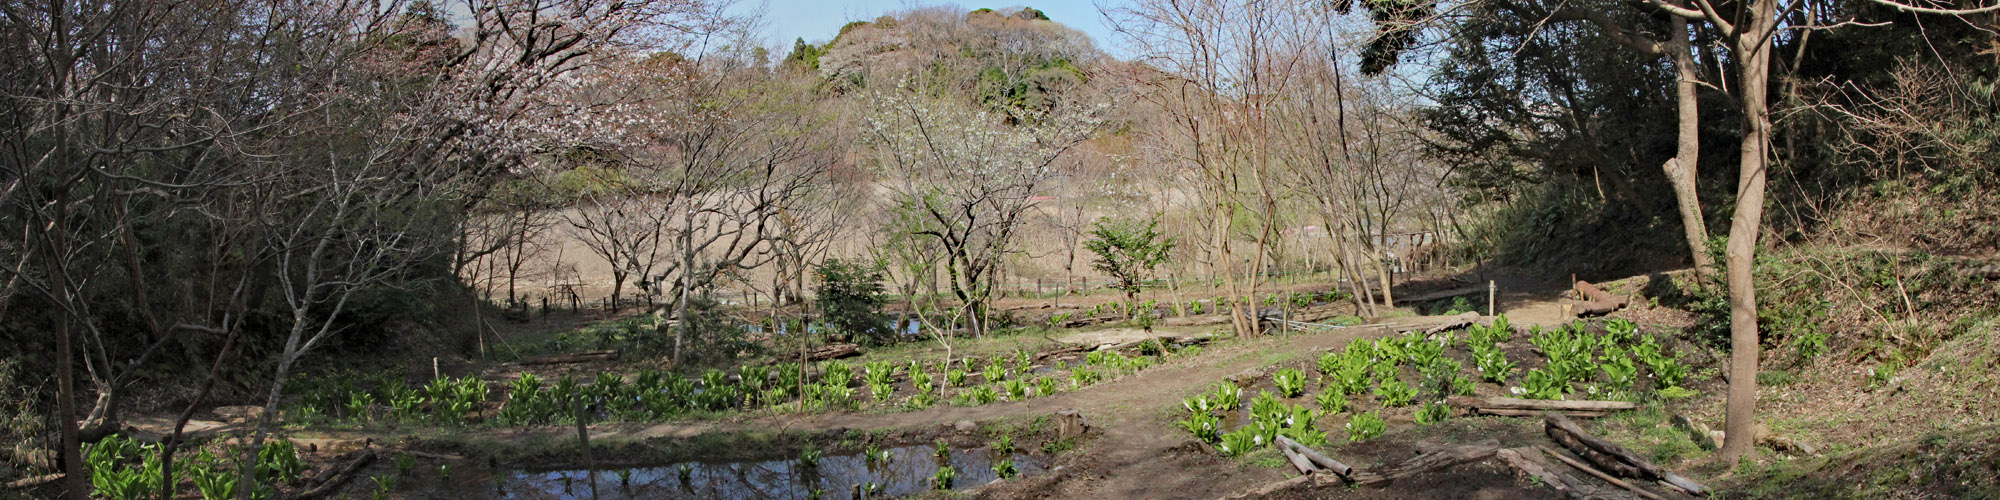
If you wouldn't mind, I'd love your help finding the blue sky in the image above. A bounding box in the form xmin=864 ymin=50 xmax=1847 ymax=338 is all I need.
xmin=734 ymin=1 xmax=1134 ymax=58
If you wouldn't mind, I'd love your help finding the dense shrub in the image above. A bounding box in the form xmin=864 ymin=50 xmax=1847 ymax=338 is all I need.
xmin=813 ymin=258 xmax=890 ymax=344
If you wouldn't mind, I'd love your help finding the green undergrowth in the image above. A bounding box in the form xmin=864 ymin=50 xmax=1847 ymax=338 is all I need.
xmin=1658 ymin=240 xmax=1998 ymax=370
xmin=1724 ymin=424 xmax=2000 ymax=499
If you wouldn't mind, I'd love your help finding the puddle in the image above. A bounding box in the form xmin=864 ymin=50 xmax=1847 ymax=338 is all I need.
xmin=493 ymin=445 xmax=1044 ymax=499
xmin=740 ymin=320 xmax=924 ymax=337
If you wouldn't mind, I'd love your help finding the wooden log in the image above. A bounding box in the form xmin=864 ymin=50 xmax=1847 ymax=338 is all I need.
xmin=1424 ymin=311 xmax=1483 ymax=334
xmin=792 ymin=343 xmax=862 ymax=362
xmin=1576 ymin=281 xmax=1625 ymax=306
xmin=1545 ymin=420 xmax=1647 ymax=478
xmin=511 ymin=350 xmax=619 ymax=366
xmin=1279 ymin=443 xmax=1317 ymax=475
xmin=1479 ymin=408 xmax=1609 ymax=418
xmin=1538 ymin=446 xmax=1669 ymax=500
xmin=4 ymin=473 xmax=62 ymax=489
xmin=1275 ymin=435 xmax=1352 ymax=478
xmin=1349 ymin=439 xmax=1499 ymax=486
xmin=1449 ymin=396 xmax=1638 ymax=412
xmin=1572 ymin=281 xmax=1627 ymax=317
xmin=290 ymin=449 xmax=375 ymax=500
xmin=1545 ymin=414 xmax=1709 ymax=496
xmin=1033 ymin=344 xmax=1091 ymax=362
xmin=385 ymin=448 xmax=463 ymax=461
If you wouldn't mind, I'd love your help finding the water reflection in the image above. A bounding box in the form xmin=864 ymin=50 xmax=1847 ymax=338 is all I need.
xmin=738 ymin=320 xmax=923 ymax=337
xmin=497 ymin=445 xmax=1043 ymax=500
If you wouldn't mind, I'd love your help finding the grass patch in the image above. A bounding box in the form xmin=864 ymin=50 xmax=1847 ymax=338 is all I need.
xmin=1592 ymin=406 xmax=1707 ymax=466
xmin=1239 ymin=447 xmax=1289 ymax=469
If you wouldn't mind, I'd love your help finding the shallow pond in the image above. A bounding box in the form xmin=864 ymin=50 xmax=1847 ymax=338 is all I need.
xmin=494 ymin=444 xmax=1044 ymax=499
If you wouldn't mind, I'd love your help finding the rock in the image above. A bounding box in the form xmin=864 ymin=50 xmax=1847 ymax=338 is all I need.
xmin=212 ymin=406 xmax=265 ymax=422
xmin=955 ymin=420 xmax=978 ymax=434
xmin=1671 ymin=414 xmax=1717 ymax=450
xmin=1228 ymin=367 xmax=1268 ymax=387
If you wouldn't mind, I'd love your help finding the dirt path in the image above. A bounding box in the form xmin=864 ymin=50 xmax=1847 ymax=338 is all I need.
xmin=552 ymin=314 xmax=1471 ymax=439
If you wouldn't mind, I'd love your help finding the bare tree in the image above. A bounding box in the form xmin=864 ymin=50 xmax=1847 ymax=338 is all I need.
xmin=862 ymin=88 xmax=1103 ymax=337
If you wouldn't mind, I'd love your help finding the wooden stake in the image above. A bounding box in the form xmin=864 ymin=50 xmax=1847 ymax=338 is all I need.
xmin=1488 ymin=280 xmax=1496 ymax=316
xmin=574 ymin=396 xmax=593 ymax=470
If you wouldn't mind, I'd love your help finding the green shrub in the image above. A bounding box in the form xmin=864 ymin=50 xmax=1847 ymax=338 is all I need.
xmin=1473 ymin=345 xmax=1516 ymax=383
xmin=1178 ymin=412 xmax=1222 ymax=443
xmin=1519 ymin=368 xmax=1567 ymax=400
xmin=1035 ymin=377 xmax=1058 ymax=397
xmin=1316 ymin=389 xmax=1349 ymax=414
xmin=1317 ymin=352 xmax=1342 ymax=376
xmin=1218 ymin=427 xmax=1260 ymax=456
xmin=1345 ymin=411 xmax=1386 ymax=441
xmin=1002 ymin=379 xmax=1029 ymax=400
xmin=820 ymin=361 xmax=853 ymax=387
xmin=814 ymin=258 xmax=891 ymax=343
xmin=1068 ymin=367 xmax=1099 ymax=387
xmin=1414 ymin=401 xmax=1451 ymax=425
xmin=932 ymin=465 xmax=955 ymax=489
xmin=1209 ymin=383 xmax=1242 ymax=410
xmin=1374 ymin=378 xmax=1416 ymax=407
xmin=994 ymin=458 xmax=1018 ymax=479
xmin=1272 ymin=368 xmax=1307 ymax=397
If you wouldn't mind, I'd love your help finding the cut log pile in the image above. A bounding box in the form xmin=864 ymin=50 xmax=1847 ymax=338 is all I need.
xmin=1572 ymin=280 xmax=1628 ymax=317
xmin=1544 ymin=414 xmax=1708 ymax=496
xmin=1497 ymin=447 xmax=1646 ymax=500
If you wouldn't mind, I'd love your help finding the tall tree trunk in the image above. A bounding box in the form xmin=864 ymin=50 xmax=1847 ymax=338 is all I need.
xmin=674 ymin=238 xmax=693 ymax=366
xmin=1375 ymin=250 xmax=1396 ymax=309
xmin=1667 ymin=13 xmax=1713 ymax=277
xmin=1719 ymin=5 xmax=1778 ymax=462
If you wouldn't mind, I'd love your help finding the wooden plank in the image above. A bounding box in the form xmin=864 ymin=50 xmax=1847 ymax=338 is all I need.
xmin=1479 ymin=408 xmax=1609 ymax=418
xmin=1449 ymin=396 xmax=1639 ymax=412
